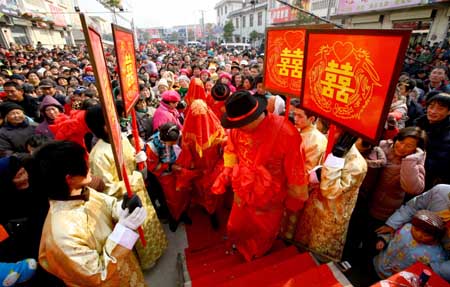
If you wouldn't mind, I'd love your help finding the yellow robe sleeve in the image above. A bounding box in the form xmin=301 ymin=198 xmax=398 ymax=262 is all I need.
xmin=320 ymin=146 xmax=368 ymax=200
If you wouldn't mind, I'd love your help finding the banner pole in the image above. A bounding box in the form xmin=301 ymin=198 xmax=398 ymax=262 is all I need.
xmin=122 ymin=164 xmax=147 ymax=246
xmin=130 ymin=109 xmax=144 ymax=170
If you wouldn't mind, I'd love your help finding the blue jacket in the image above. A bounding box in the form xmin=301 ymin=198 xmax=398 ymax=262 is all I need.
xmin=386 ymin=184 xmax=450 ymax=281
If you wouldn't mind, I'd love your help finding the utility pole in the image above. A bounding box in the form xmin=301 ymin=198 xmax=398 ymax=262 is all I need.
xmin=199 ymin=9 xmax=206 ymax=42
xmin=326 ymin=0 xmax=332 ymax=20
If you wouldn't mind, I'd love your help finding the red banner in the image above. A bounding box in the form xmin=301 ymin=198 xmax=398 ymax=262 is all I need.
xmin=112 ymin=25 xmax=139 ymax=116
xmin=80 ymin=14 xmax=124 ymax=176
xmin=263 ymin=27 xmax=306 ymax=98
xmin=301 ymin=29 xmax=410 ymax=142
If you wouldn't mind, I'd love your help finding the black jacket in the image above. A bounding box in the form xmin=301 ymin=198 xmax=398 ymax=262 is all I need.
xmin=415 ymin=115 xmax=450 ymax=188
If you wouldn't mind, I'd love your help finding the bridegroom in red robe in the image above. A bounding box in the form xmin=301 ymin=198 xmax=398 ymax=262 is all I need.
xmin=213 ymin=90 xmax=308 ymax=261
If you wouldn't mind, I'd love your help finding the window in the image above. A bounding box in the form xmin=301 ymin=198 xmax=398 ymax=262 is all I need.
xmin=235 ymin=17 xmax=239 ymax=28
xmin=225 ymin=5 xmax=227 ymax=14
xmin=243 ymin=15 xmax=246 ymax=27
xmin=217 ymin=9 xmax=220 ymax=16
xmin=250 ymin=14 xmax=254 ymax=27
xmin=11 ymin=26 xmax=29 ymax=45
xmin=258 ymin=11 xmax=263 ymax=26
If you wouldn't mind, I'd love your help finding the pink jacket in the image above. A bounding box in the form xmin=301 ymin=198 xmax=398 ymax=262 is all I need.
xmin=152 ymin=102 xmax=182 ymax=131
xmin=369 ymin=140 xmax=426 ymax=220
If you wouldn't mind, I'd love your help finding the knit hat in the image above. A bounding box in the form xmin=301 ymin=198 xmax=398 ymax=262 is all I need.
xmin=158 ymin=79 xmax=169 ymax=88
xmin=412 ymin=210 xmax=446 ymax=239
xmin=0 ymin=102 xmax=24 ymax=118
xmin=200 ymin=69 xmax=210 ymax=77
xmin=178 ymin=75 xmax=190 ymax=84
xmin=161 ymin=90 xmax=181 ymax=102
xmin=219 ymin=72 xmax=232 ymax=81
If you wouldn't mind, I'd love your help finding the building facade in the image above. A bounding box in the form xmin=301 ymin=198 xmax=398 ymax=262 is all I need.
xmin=0 ymin=0 xmax=75 ymax=48
xmin=332 ymin=0 xmax=450 ymax=46
xmin=215 ymin=0 xmax=245 ymax=28
xmin=227 ymin=1 xmax=269 ymax=46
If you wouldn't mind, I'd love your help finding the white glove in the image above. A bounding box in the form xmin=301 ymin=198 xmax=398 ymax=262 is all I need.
xmin=308 ymin=165 xmax=322 ymax=184
xmin=119 ymin=207 xmax=147 ymax=230
xmin=135 ymin=151 xmax=147 ymax=163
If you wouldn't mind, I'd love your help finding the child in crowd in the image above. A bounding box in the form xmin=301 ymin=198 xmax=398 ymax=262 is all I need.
xmin=145 ymin=122 xmax=190 ymax=231
xmin=374 ymin=209 xmax=447 ymax=279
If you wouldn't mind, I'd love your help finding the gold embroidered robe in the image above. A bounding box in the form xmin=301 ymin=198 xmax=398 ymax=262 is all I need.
xmin=39 ymin=188 xmax=146 ymax=287
xmin=295 ymin=146 xmax=367 ymax=261
xmin=89 ymin=136 xmax=168 ymax=270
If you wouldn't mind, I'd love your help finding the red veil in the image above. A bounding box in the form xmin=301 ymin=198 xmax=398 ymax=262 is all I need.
xmin=177 ymin=99 xmax=226 ymax=214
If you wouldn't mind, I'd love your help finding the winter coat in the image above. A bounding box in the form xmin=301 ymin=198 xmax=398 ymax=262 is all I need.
xmin=415 ymin=115 xmax=450 ymax=187
xmin=385 ymin=184 xmax=450 ymax=281
xmin=152 ymin=102 xmax=182 ymax=131
xmin=369 ymin=140 xmax=426 ymax=221
xmin=36 ymin=96 xmax=63 ymax=139
xmin=5 ymin=95 xmax=39 ymax=121
xmin=0 ymin=119 xmax=37 ymax=160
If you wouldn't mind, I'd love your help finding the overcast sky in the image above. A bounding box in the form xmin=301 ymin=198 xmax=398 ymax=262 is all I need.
xmin=132 ymin=0 xmax=217 ymax=28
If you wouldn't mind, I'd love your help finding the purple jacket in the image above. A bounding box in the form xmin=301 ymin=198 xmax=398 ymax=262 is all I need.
xmin=36 ymin=96 xmax=63 ymax=138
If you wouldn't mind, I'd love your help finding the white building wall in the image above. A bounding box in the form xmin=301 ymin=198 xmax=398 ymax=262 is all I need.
xmin=215 ymin=0 xmax=244 ymax=27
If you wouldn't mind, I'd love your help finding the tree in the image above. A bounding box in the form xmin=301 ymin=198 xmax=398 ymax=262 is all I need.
xmin=249 ymin=30 xmax=259 ymax=42
xmin=223 ymin=20 xmax=234 ymax=43
xmin=142 ymin=31 xmax=151 ymax=42
xmin=295 ymin=0 xmax=315 ymax=24
xmin=170 ymin=31 xmax=179 ymax=42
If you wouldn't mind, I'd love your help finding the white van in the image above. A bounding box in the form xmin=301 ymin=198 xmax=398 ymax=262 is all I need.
xmin=220 ymin=43 xmax=251 ymax=51
xmin=186 ymin=41 xmax=204 ymax=48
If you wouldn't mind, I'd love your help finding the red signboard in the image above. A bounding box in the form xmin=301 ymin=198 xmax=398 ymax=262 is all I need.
xmin=112 ymin=24 xmax=139 ymax=116
xmin=301 ymin=29 xmax=410 ymax=142
xmin=79 ymin=14 xmax=124 ymax=178
xmin=263 ymin=27 xmax=306 ymax=98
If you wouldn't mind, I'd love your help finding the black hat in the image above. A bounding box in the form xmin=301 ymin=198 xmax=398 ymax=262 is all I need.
xmin=11 ymin=74 xmax=26 ymax=81
xmin=221 ymin=90 xmax=267 ymax=128
xmin=0 ymin=102 xmax=24 ymax=118
xmin=231 ymin=61 xmax=241 ymax=70
xmin=211 ymin=83 xmax=230 ymax=101
xmin=39 ymin=79 xmax=56 ymax=88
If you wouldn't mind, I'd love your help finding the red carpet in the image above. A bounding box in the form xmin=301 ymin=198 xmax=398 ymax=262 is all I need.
xmin=270 ymin=264 xmax=343 ymax=287
xmin=185 ymin=205 xmax=230 ymax=252
xmin=216 ymin=252 xmax=318 ymax=287
xmin=192 ymin=245 xmax=300 ymax=286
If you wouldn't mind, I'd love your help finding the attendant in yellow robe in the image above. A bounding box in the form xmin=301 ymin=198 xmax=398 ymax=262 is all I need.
xmin=86 ymin=105 xmax=168 ymax=270
xmin=290 ymin=99 xmax=328 ymax=173
xmin=34 ymin=141 xmax=147 ymax=287
xmin=295 ymin=131 xmax=367 ymax=261
xmin=280 ymin=100 xmax=328 ymax=240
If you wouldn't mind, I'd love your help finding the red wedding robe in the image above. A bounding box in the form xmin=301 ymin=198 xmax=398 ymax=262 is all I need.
xmin=217 ymin=113 xmax=308 ymax=261
xmin=177 ymin=99 xmax=227 ymax=214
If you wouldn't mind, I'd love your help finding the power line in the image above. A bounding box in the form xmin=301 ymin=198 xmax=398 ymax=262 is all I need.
xmin=274 ymin=0 xmax=343 ymax=29
xmin=24 ymin=11 xmax=132 ymax=14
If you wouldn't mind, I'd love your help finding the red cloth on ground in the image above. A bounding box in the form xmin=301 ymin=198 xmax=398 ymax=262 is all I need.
xmin=158 ymin=173 xmax=189 ymax=221
xmin=228 ymin=202 xmax=284 ymax=262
